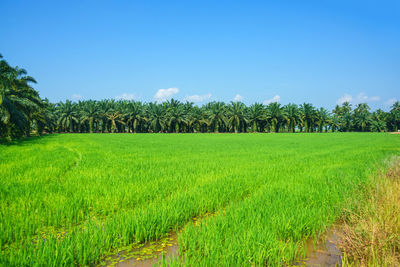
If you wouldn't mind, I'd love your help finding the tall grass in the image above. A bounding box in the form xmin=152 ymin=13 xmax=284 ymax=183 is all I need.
xmin=340 ymin=157 xmax=400 ymax=266
xmin=0 ymin=133 xmax=399 ymax=266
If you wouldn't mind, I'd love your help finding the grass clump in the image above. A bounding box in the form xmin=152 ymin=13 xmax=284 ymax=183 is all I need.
xmin=340 ymin=158 xmax=400 ymax=266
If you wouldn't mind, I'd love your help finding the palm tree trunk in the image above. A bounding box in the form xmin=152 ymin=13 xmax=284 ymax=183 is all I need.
xmin=112 ymin=120 xmax=116 ymax=133
xmin=26 ymin=121 xmax=31 ymax=137
xmin=89 ymin=118 xmax=93 ymax=133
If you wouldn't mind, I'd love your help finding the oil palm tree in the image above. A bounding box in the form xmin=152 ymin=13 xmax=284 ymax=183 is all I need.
xmin=57 ymin=100 xmax=79 ymax=132
xmin=186 ymin=106 xmax=208 ymax=133
xmin=300 ymin=103 xmax=316 ymax=132
xmin=284 ymin=103 xmax=300 ymax=133
xmin=206 ymin=102 xmax=227 ymax=133
xmin=39 ymin=98 xmax=57 ymax=134
xmin=125 ymin=101 xmax=146 ymax=133
xmin=389 ymin=101 xmax=400 ymax=131
xmin=353 ymin=103 xmax=371 ymax=132
xmin=315 ymin=107 xmax=330 ymax=132
xmin=166 ymin=103 xmax=186 ymax=133
xmin=80 ymin=100 xmax=99 ymax=133
xmin=104 ymin=100 xmax=125 ymax=133
xmin=226 ymin=101 xmax=248 ymax=133
xmin=329 ymin=115 xmax=340 ymax=132
xmin=266 ymin=102 xmax=284 ymax=133
xmin=0 ymin=55 xmax=43 ymax=138
xmin=341 ymin=102 xmax=352 ymax=114
xmin=146 ymin=102 xmax=166 ymax=133
xmin=371 ymin=110 xmax=387 ymax=132
xmin=248 ymin=103 xmax=265 ymax=132
xmin=106 ymin=111 xmax=124 ymax=133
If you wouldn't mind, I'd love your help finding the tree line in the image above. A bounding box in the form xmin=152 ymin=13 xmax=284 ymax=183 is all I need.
xmin=1 ymin=54 xmax=400 ymax=140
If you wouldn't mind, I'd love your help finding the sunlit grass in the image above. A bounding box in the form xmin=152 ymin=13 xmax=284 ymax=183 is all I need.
xmin=0 ymin=133 xmax=399 ymax=266
xmin=340 ymin=157 xmax=400 ymax=266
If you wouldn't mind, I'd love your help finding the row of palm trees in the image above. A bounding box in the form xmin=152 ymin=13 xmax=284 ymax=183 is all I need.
xmin=41 ymin=99 xmax=400 ymax=134
xmin=2 ymin=54 xmax=400 ymax=139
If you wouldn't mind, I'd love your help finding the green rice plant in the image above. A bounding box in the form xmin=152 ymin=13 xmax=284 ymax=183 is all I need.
xmin=0 ymin=133 xmax=399 ymax=266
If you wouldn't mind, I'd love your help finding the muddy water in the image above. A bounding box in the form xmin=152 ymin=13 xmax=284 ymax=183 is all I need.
xmin=100 ymin=232 xmax=179 ymax=267
xmin=100 ymin=212 xmax=215 ymax=267
xmin=101 ymin=212 xmax=342 ymax=267
xmin=296 ymin=229 xmax=343 ymax=267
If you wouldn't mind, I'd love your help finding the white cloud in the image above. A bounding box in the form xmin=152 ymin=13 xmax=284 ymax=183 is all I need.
xmin=233 ymin=94 xmax=243 ymax=101
xmin=369 ymin=96 xmax=381 ymax=102
xmin=263 ymin=95 xmax=281 ymax=105
xmin=336 ymin=93 xmax=380 ymax=105
xmin=185 ymin=93 xmax=212 ymax=103
xmin=368 ymin=96 xmax=381 ymax=102
xmin=356 ymin=92 xmax=368 ymax=102
xmin=115 ymin=93 xmax=135 ymax=100
xmin=336 ymin=94 xmax=353 ymax=105
xmin=71 ymin=94 xmax=82 ymax=101
xmin=356 ymin=92 xmax=380 ymax=102
xmin=385 ymin=98 xmax=397 ymax=106
xmin=154 ymin=87 xmax=179 ymax=102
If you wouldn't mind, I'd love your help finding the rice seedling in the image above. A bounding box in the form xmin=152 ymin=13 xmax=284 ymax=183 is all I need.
xmin=0 ymin=133 xmax=399 ymax=266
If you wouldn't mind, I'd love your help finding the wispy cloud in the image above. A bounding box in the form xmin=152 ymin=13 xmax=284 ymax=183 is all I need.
xmin=336 ymin=94 xmax=353 ymax=104
xmin=115 ymin=93 xmax=135 ymax=100
xmin=185 ymin=93 xmax=212 ymax=103
xmin=263 ymin=95 xmax=280 ymax=105
xmin=356 ymin=92 xmax=380 ymax=102
xmin=385 ymin=98 xmax=397 ymax=107
xmin=233 ymin=94 xmax=243 ymax=101
xmin=154 ymin=88 xmax=179 ymax=103
xmin=337 ymin=93 xmax=380 ymax=105
xmin=368 ymin=96 xmax=381 ymax=102
xmin=71 ymin=94 xmax=82 ymax=101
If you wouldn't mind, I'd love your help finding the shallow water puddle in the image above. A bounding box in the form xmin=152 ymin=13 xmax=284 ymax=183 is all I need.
xmin=296 ymin=229 xmax=343 ymax=267
xmin=99 ymin=211 xmax=216 ymax=267
xmin=100 ymin=213 xmax=343 ymax=267
xmin=99 ymin=232 xmax=178 ymax=267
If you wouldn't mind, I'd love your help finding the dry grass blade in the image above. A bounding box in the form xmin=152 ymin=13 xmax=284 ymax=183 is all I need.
xmin=340 ymin=158 xmax=400 ymax=266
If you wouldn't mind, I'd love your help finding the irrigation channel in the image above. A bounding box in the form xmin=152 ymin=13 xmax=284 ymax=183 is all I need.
xmin=295 ymin=228 xmax=343 ymax=267
xmin=100 ymin=232 xmax=179 ymax=266
xmin=99 ymin=212 xmax=215 ymax=266
xmin=100 ymin=213 xmax=343 ymax=267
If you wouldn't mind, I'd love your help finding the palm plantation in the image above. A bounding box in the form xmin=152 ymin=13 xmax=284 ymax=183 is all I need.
xmin=2 ymin=54 xmax=400 ymax=140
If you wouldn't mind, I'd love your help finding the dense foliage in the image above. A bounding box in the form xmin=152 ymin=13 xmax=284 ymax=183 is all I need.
xmin=0 ymin=54 xmax=43 ymax=139
xmin=39 ymin=99 xmax=400 ymax=134
xmin=1 ymin=54 xmax=400 ymax=140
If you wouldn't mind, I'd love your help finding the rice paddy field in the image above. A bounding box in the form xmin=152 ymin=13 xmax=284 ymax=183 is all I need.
xmin=0 ymin=133 xmax=399 ymax=266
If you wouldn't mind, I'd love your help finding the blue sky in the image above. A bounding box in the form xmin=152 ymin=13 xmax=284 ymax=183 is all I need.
xmin=1 ymin=0 xmax=399 ymax=110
